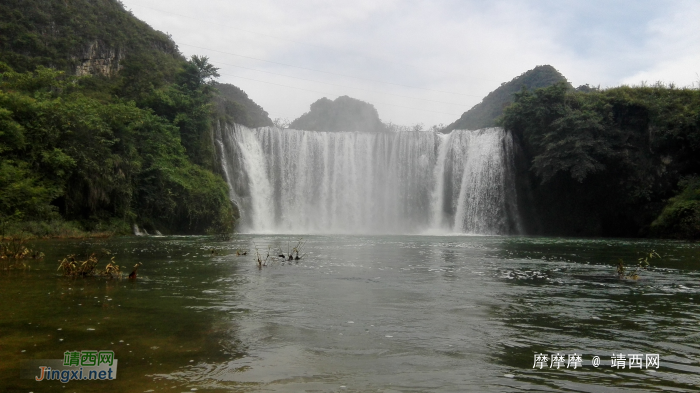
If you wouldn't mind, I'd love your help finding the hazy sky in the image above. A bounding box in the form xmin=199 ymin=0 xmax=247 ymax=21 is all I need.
xmin=120 ymin=0 xmax=700 ymax=126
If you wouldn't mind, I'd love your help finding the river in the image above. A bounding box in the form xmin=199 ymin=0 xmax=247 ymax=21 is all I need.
xmin=1 ymin=235 xmax=699 ymax=392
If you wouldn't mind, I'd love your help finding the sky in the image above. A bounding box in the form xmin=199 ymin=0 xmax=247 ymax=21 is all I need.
xmin=119 ymin=0 xmax=700 ymax=127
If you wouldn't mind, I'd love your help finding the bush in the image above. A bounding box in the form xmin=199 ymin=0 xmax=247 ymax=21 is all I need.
xmin=650 ymin=177 xmax=700 ymax=239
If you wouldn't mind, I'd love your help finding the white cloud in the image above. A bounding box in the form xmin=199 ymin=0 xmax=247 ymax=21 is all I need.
xmin=120 ymin=0 xmax=700 ymax=126
xmin=620 ymin=1 xmax=700 ymax=87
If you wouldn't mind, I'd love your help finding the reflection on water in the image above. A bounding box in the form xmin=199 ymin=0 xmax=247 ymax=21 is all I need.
xmin=0 ymin=237 xmax=243 ymax=392
xmin=1 ymin=236 xmax=699 ymax=392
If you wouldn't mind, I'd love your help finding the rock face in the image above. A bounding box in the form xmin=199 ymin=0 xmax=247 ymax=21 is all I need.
xmin=74 ymin=40 xmax=124 ymax=76
xmin=289 ymin=96 xmax=386 ymax=132
xmin=443 ymin=65 xmax=570 ymax=132
xmin=0 ymin=0 xmax=181 ymax=76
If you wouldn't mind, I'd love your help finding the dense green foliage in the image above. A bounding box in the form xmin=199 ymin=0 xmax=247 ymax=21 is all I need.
xmin=444 ymin=65 xmax=570 ymax=132
xmin=214 ymin=82 xmax=273 ymax=128
xmin=650 ymin=177 xmax=700 ymax=239
xmin=0 ymin=0 xmax=262 ymax=236
xmin=0 ymin=0 xmax=179 ymax=74
xmin=0 ymin=65 xmax=235 ymax=235
xmin=500 ymin=82 xmax=700 ymax=238
xmin=289 ymin=96 xmax=386 ymax=132
xmin=142 ymin=55 xmax=221 ymax=170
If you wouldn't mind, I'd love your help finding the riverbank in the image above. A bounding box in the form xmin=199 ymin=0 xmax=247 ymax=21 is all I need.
xmin=0 ymin=220 xmax=128 ymax=241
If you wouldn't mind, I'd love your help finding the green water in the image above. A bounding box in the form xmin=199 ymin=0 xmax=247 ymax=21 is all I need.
xmin=1 ymin=235 xmax=699 ymax=392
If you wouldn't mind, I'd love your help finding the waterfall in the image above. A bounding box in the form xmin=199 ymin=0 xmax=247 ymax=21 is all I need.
xmin=217 ymin=124 xmax=521 ymax=235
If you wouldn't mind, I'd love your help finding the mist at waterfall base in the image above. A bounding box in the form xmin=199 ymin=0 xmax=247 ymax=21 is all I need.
xmin=217 ymin=125 xmax=521 ymax=235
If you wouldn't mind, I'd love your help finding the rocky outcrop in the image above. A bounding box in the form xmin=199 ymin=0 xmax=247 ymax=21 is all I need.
xmin=73 ymin=40 xmax=124 ymax=77
xmin=443 ymin=65 xmax=571 ymax=132
xmin=290 ymin=96 xmax=386 ymax=132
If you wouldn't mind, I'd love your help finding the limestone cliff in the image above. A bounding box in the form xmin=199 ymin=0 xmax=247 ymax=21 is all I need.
xmin=74 ymin=40 xmax=124 ymax=76
xmin=0 ymin=0 xmax=181 ymax=76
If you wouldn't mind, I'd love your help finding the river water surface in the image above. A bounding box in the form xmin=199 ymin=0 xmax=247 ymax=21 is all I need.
xmin=2 ymin=235 xmax=699 ymax=392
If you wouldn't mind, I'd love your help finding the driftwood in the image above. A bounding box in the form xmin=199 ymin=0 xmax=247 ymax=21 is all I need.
xmin=255 ymin=238 xmax=307 ymax=268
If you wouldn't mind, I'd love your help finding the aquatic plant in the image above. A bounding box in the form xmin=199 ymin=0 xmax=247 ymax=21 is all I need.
xmin=1 ymin=238 xmax=43 ymax=260
xmin=57 ymin=254 xmax=99 ymax=277
xmin=616 ymin=250 xmax=659 ymax=280
xmin=57 ymin=252 xmax=125 ymax=278
xmin=104 ymin=257 xmax=122 ymax=279
xmin=0 ymin=237 xmax=44 ymax=270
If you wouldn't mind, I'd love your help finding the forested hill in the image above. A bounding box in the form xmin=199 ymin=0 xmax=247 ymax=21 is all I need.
xmin=289 ymin=96 xmax=386 ymax=132
xmin=214 ymin=82 xmax=273 ymax=128
xmin=443 ymin=65 xmax=570 ymax=132
xmin=0 ymin=0 xmax=179 ymax=75
xmin=502 ymin=82 xmax=700 ymax=239
xmin=0 ymin=0 xmax=266 ymax=237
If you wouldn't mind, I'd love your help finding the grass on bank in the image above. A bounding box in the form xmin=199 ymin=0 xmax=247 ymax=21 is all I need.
xmin=0 ymin=218 xmax=131 ymax=240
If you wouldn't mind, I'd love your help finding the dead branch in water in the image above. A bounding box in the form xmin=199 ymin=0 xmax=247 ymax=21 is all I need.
xmin=256 ymin=238 xmax=307 ymax=268
xmin=252 ymin=242 xmax=270 ymax=269
xmin=292 ymin=238 xmax=306 ymax=260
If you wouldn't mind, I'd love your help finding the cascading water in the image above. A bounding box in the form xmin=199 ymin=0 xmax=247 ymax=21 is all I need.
xmin=216 ymin=124 xmax=521 ymax=235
